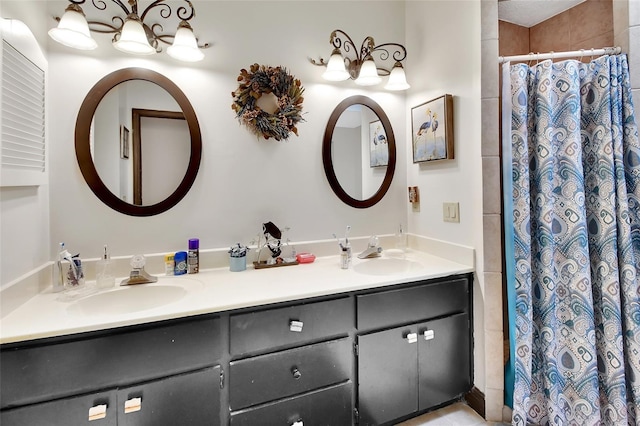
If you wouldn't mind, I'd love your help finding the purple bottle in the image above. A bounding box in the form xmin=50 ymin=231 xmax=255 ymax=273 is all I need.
xmin=188 ymin=238 xmax=199 ymax=274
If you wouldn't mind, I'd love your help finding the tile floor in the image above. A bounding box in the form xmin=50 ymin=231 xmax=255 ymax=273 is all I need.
xmin=395 ymin=402 xmax=510 ymax=426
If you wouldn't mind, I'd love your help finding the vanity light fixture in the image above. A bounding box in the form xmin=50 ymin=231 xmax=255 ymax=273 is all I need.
xmin=49 ymin=0 xmax=208 ymax=62
xmin=310 ymin=29 xmax=410 ymax=91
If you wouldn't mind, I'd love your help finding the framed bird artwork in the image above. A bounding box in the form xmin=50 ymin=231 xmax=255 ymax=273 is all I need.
xmin=369 ymin=119 xmax=389 ymax=167
xmin=411 ymin=94 xmax=454 ymax=163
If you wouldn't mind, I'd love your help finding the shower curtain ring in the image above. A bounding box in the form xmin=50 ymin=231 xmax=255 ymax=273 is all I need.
xmin=580 ymin=49 xmax=585 ymax=62
xmin=528 ymin=52 xmax=534 ymax=67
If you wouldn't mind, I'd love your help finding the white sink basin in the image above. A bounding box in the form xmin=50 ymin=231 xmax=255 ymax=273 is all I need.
xmin=67 ymin=277 xmax=202 ymax=316
xmin=353 ymin=257 xmax=424 ymax=276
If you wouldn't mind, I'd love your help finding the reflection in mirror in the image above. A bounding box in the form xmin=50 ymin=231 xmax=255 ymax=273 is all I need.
xmin=323 ymin=96 xmax=396 ymax=209
xmin=76 ymin=68 xmax=202 ymax=216
xmin=91 ymin=81 xmax=190 ymax=206
xmin=132 ymin=109 xmax=188 ymax=205
xmin=331 ymin=104 xmax=387 ymax=200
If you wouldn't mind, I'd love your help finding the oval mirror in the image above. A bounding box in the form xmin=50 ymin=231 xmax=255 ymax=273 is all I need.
xmin=75 ymin=68 xmax=202 ymax=216
xmin=322 ymin=96 xmax=396 ymax=208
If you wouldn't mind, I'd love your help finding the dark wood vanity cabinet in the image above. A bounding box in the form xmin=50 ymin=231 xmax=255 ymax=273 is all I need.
xmin=0 ymin=273 xmax=473 ymax=426
xmin=356 ymin=278 xmax=473 ymax=425
xmin=0 ymin=316 xmax=223 ymax=426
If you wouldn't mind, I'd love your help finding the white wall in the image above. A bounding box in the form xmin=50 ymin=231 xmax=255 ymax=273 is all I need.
xmin=43 ymin=0 xmax=408 ymax=260
xmin=405 ymin=0 xmax=484 ymax=390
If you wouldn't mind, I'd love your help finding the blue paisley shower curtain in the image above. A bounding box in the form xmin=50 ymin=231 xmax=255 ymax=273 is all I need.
xmin=502 ymin=54 xmax=640 ymax=425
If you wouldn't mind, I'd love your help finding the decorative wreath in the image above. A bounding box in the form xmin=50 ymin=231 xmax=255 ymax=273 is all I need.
xmin=231 ymin=63 xmax=305 ymax=141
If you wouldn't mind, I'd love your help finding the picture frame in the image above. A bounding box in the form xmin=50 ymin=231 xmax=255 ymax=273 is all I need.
xmin=369 ymin=119 xmax=388 ymax=167
xmin=411 ymin=94 xmax=454 ymax=163
xmin=120 ymin=125 xmax=130 ymax=159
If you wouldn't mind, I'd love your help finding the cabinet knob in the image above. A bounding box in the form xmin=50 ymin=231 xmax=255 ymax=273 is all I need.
xmin=406 ymin=332 xmax=418 ymax=344
xmin=88 ymin=404 xmax=107 ymax=421
xmin=291 ymin=366 xmax=302 ymax=380
xmin=289 ymin=320 xmax=304 ymax=332
xmin=124 ymin=397 xmax=142 ymax=414
xmin=292 ymin=420 xmax=303 ymax=426
xmin=424 ymin=329 xmax=435 ymax=340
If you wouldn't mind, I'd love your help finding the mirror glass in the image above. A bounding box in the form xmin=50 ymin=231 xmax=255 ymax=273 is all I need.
xmin=323 ymin=96 xmax=396 ymax=208
xmin=76 ymin=68 xmax=202 ymax=216
xmin=91 ymin=81 xmax=190 ymax=206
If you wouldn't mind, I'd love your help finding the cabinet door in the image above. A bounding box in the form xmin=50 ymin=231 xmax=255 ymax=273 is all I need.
xmin=357 ymin=325 xmax=418 ymax=426
xmin=0 ymin=390 xmax=117 ymax=426
xmin=418 ymin=313 xmax=471 ymax=410
xmin=117 ymin=367 xmax=220 ymax=426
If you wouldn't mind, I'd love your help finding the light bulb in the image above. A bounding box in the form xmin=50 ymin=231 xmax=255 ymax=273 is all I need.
xmin=355 ymin=56 xmax=381 ymax=86
xmin=322 ymin=48 xmax=349 ymax=81
xmin=113 ymin=14 xmax=155 ymax=55
xmin=48 ymin=4 xmax=97 ymax=50
xmin=167 ymin=21 xmax=204 ymax=62
xmin=384 ymin=62 xmax=410 ymax=91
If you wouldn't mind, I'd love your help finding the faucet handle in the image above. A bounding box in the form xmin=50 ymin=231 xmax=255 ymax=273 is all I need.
xmin=368 ymin=235 xmax=379 ymax=248
xmin=130 ymin=254 xmax=146 ymax=269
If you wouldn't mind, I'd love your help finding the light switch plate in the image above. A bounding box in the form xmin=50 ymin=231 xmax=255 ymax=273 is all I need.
xmin=443 ymin=202 xmax=460 ymax=223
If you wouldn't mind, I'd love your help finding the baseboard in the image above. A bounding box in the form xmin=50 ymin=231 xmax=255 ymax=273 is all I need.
xmin=465 ymin=386 xmax=485 ymax=419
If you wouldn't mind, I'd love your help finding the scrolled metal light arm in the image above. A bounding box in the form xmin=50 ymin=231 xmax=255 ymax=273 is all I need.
xmin=56 ymin=0 xmax=209 ymax=52
xmin=310 ymin=29 xmax=408 ymax=79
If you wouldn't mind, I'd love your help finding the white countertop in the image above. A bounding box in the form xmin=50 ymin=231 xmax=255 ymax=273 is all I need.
xmin=0 ymin=249 xmax=473 ymax=344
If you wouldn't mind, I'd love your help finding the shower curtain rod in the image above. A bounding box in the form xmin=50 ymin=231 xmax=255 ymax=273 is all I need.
xmin=498 ymin=46 xmax=621 ymax=64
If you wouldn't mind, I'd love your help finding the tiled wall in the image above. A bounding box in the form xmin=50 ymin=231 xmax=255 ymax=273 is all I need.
xmin=531 ymin=0 xmax=613 ymax=53
xmin=499 ymin=0 xmax=613 ymax=59
xmin=498 ymin=21 xmax=529 ymax=58
xmin=480 ymin=0 xmax=504 ymax=422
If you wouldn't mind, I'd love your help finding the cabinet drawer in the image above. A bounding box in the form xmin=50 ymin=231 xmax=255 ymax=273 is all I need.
xmin=357 ymin=277 xmax=468 ymax=330
xmin=230 ymin=382 xmax=353 ymax=426
xmin=1 ymin=316 xmax=221 ymax=408
xmin=118 ymin=367 xmax=221 ymax=426
xmin=1 ymin=390 xmax=117 ymax=426
xmin=229 ymin=338 xmax=352 ymax=409
xmin=230 ymin=297 xmax=353 ymax=355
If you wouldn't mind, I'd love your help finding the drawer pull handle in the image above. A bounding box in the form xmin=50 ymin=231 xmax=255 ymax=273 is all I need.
xmin=406 ymin=332 xmax=418 ymax=344
xmin=88 ymin=404 xmax=107 ymax=421
xmin=424 ymin=329 xmax=435 ymax=340
xmin=292 ymin=420 xmax=303 ymax=426
xmin=124 ymin=397 xmax=142 ymax=414
xmin=291 ymin=366 xmax=302 ymax=380
xmin=289 ymin=320 xmax=304 ymax=332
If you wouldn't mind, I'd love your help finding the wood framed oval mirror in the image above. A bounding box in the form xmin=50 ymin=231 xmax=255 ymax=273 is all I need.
xmin=75 ymin=67 xmax=202 ymax=216
xmin=322 ymin=95 xmax=396 ymax=208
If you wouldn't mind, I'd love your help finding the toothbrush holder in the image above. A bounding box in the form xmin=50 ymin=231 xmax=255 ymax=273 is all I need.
xmin=229 ymin=255 xmax=247 ymax=272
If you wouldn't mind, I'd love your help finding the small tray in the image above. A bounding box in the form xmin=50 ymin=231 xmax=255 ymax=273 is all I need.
xmin=253 ymin=260 xmax=299 ymax=269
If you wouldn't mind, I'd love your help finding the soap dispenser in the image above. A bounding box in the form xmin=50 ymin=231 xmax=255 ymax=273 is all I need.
xmin=96 ymin=245 xmax=115 ymax=289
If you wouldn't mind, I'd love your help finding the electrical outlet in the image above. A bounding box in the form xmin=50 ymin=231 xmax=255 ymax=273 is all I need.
xmin=443 ymin=202 xmax=460 ymax=223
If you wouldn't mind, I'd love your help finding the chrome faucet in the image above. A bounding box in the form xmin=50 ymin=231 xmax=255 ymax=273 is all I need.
xmin=120 ymin=255 xmax=158 ymax=286
xmin=358 ymin=235 xmax=383 ymax=259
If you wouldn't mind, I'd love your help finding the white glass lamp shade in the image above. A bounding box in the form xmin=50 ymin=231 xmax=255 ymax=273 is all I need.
xmin=167 ymin=21 xmax=204 ymax=62
xmin=322 ymin=49 xmax=349 ymax=81
xmin=48 ymin=5 xmax=97 ymax=50
xmin=384 ymin=62 xmax=410 ymax=91
xmin=113 ymin=15 xmax=155 ymax=55
xmin=355 ymin=56 xmax=381 ymax=86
